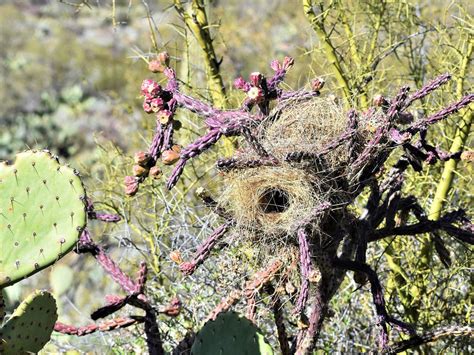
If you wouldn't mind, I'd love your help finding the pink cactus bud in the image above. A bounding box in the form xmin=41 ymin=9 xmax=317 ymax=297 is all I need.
xmin=282 ymin=56 xmax=294 ymax=70
xmin=157 ymin=109 xmax=173 ymax=125
xmin=158 ymin=51 xmax=170 ymax=66
xmin=150 ymin=97 xmax=164 ymax=112
xmin=311 ymin=77 xmax=325 ymax=91
xmin=249 ymin=72 xmax=263 ymax=87
xmin=149 ymin=166 xmax=162 ymax=179
xmin=270 ymin=59 xmax=281 ymax=71
xmin=148 ymin=60 xmax=166 ymax=73
xmin=162 ymin=150 xmax=180 ymax=165
xmin=124 ymin=176 xmax=139 ymax=196
xmin=234 ymin=77 xmax=249 ymax=91
xmin=142 ymin=100 xmax=153 ymax=114
xmin=141 ymin=79 xmax=161 ymax=98
xmin=133 ymin=164 xmax=149 ymax=177
xmin=134 ymin=151 xmax=151 ymax=166
xmin=247 ymin=86 xmax=264 ymax=102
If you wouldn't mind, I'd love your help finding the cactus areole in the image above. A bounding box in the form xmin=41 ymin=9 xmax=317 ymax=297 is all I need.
xmin=0 ymin=150 xmax=87 ymax=288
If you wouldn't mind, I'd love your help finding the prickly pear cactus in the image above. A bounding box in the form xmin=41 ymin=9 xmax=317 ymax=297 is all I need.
xmin=191 ymin=311 xmax=273 ymax=355
xmin=0 ymin=150 xmax=87 ymax=287
xmin=0 ymin=289 xmax=58 ymax=354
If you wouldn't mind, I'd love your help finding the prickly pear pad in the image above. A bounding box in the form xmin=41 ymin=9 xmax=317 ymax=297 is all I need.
xmin=191 ymin=311 xmax=273 ymax=355
xmin=0 ymin=151 xmax=86 ymax=287
xmin=0 ymin=290 xmax=58 ymax=354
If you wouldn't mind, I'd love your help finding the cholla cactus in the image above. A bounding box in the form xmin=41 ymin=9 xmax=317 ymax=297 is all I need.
xmin=131 ymin=55 xmax=473 ymax=353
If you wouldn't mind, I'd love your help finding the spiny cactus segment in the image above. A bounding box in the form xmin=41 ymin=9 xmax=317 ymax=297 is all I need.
xmin=0 ymin=290 xmax=58 ymax=354
xmin=0 ymin=150 xmax=87 ymax=287
xmin=191 ymin=311 xmax=273 ymax=355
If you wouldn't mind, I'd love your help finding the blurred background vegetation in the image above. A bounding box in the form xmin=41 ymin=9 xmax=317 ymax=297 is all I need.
xmin=0 ymin=0 xmax=472 ymax=353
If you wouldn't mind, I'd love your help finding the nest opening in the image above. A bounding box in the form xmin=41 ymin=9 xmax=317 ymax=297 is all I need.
xmin=258 ymin=188 xmax=290 ymax=214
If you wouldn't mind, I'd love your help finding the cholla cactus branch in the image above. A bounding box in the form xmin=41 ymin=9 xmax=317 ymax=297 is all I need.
xmin=86 ymin=199 xmax=121 ymax=223
xmin=244 ymin=260 xmax=283 ymax=321
xmin=370 ymin=212 xmax=474 ymax=243
xmin=179 ymin=222 xmax=232 ymax=276
xmin=77 ymin=230 xmax=137 ymax=294
xmin=54 ymin=317 xmax=143 ymax=336
xmin=134 ymin=261 xmax=148 ymax=294
xmin=334 ymin=258 xmax=415 ymax=350
xmin=295 ymin=229 xmax=311 ymax=314
xmin=387 ymin=325 xmax=474 ymax=354
xmin=406 ymin=94 xmax=474 ymax=134
xmin=295 ymin=290 xmax=327 ymax=355
xmin=403 ymin=73 xmax=451 ymax=109
xmin=167 ymin=129 xmax=223 ymax=189
xmin=206 ymin=290 xmax=242 ymax=322
xmin=266 ymin=284 xmax=291 ymax=355
xmin=216 ymin=156 xmax=278 ymax=171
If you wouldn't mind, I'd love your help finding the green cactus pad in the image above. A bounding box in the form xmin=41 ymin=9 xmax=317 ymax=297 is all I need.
xmin=0 ymin=150 xmax=86 ymax=287
xmin=191 ymin=311 xmax=273 ymax=355
xmin=0 ymin=290 xmax=58 ymax=354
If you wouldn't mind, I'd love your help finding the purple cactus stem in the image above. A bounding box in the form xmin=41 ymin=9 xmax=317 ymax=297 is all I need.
xmin=148 ymin=124 xmax=164 ymax=161
xmin=216 ymin=156 xmax=278 ymax=171
xmin=179 ymin=222 xmax=232 ymax=276
xmin=333 ymin=257 xmax=415 ymax=350
xmin=205 ymin=290 xmax=242 ymax=321
xmin=407 ymin=93 xmax=474 ymax=134
xmin=55 ymin=317 xmax=143 ymax=337
xmin=162 ymin=122 xmax=174 ymax=151
xmin=167 ymin=129 xmax=223 ymax=189
xmin=91 ymin=295 xmax=130 ymax=320
xmin=134 ymin=261 xmax=148 ymax=294
xmin=295 ymin=229 xmax=311 ymax=314
xmin=94 ymin=213 xmax=121 ymax=223
xmin=78 ymin=230 xmax=137 ymax=294
xmin=403 ymin=73 xmax=451 ymax=109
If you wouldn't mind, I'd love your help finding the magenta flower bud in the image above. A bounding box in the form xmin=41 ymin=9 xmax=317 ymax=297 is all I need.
xmin=282 ymin=56 xmax=294 ymax=70
xmin=247 ymin=86 xmax=264 ymax=102
xmin=141 ymin=79 xmax=161 ymax=98
xmin=150 ymin=97 xmax=164 ymax=112
xmin=270 ymin=59 xmax=281 ymax=71
xmin=311 ymin=77 xmax=325 ymax=91
xmin=234 ymin=77 xmax=250 ymax=91
xmin=143 ymin=100 xmax=153 ymax=114
xmin=249 ymin=72 xmax=263 ymax=87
